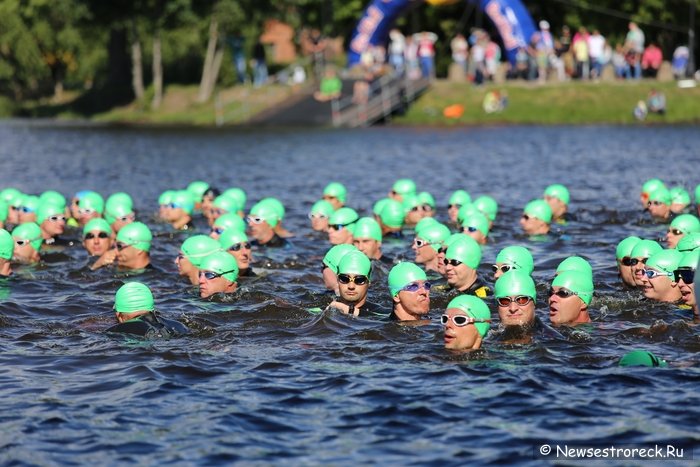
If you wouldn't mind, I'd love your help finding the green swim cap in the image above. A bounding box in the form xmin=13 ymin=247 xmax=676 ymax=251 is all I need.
xmin=159 ymin=190 xmax=176 ymax=206
xmin=646 ymin=249 xmax=683 ymax=276
xmin=616 ymin=236 xmax=641 ymax=260
xmin=449 ymin=190 xmax=471 ymax=206
xmin=392 ymin=179 xmax=417 ymax=197
xmin=496 ymin=246 xmax=534 ymax=274
xmin=105 ymin=192 xmax=134 ymax=224
xmin=223 ymin=188 xmax=247 ymax=209
xmin=678 ymin=250 xmax=700 ymax=269
xmin=474 ymin=196 xmax=498 ymax=221
xmin=116 ymin=222 xmax=152 ymax=252
xmin=417 ymin=191 xmax=435 ymax=208
xmin=259 ymin=197 xmax=285 ymax=220
xmin=669 ymin=187 xmax=690 ymax=206
xmin=323 ymin=182 xmax=347 ymax=203
xmin=456 ymin=204 xmax=479 ymax=224
xmin=619 ymin=350 xmax=668 ymax=367
xmin=36 ymin=201 xmax=65 ymax=224
xmin=337 ymin=250 xmax=372 ymax=277
xmin=0 ymin=229 xmax=13 ymax=260
xmin=443 ymin=233 xmax=470 ymax=252
xmin=352 ymin=217 xmax=382 ymax=242
xmin=461 ymin=211 xmax=490 ymax=236
xmin=181 ymin=235 xmax=221 ymax=267
xmin=494 ymin=270 xmax=536 ymax=299
xmin=213 ymin=213 xmax=246 ymax=234
xmin=630 ymin=239 xmax=663 ymax=258
xmin=12 ymin=222 xmax=43 ymax=251
xmin=414 ymin=217 xmax=439 ymax=236
xmin=0 ymin=200 xmax=7 ymax=223
xmin=648 ymin=186 xmax=671 ymax=205
xmin=380 ymin=200 xmax=404 ymax=228
xmin=544 ymin=184 xmax=570 ymax=205
xmin=199 ymin=251 xmax=239 ymax=283
xmin=552 ymin=270 xmax=594 ymax=305
xmin=171 ymin=190 xmax=195 ymax=215
xmin=83 ymin=218 xmax=112 ymax=237
xmin=677 ymin=233 xmax=700 ymax=252
xmin=1 ymin=188 xmax=22 ymax=205
xmin=556 ymin=256 xmax=593 ymax=276
xmin=114 ymin=282 xmax=155 ymax=313
xmin=187 ymin=181 xmax=210 ymax=203
xmin=670 ymin=214 xmax=700 ymax=235
xmin=401 ymin=193 xmax=419 ymax=213
xmin=323 ymin=244 xmax=357 ymax=273
xmin=213 ymin=194 xmax=241 ymax=214
xmin=21 ymin=195 xmax=39 ymax=214
xmin=79 ymin=192 xmax=104 ymax=214
xmin=310 ymin=200 xmax=335 ymax=218
xmin=249 ymin=201 xmax=280 ymax=227
xmin=523 ymin=199 xmax=552 ymax=223
xmin=219 ymin=229 xmax=248 ymax=251
xmin=373 ymin=198 xmax=390 ymax=216
xmin=388 ymin=262 xmax=427 ymax=296
xmin=417 ymin=223 xmax=451 ymax=251
xmin=642 ymin=179 xmax=666 ymax=196
xmin=39 ymin=191 xmax=66 ymax=209
xmin=329 ymin=207 xmax=359 ymax=230
xmin=445 ymin=235 xmax=482 ymax=269
xmin=446 ymin=295 xmax=491 ymax=337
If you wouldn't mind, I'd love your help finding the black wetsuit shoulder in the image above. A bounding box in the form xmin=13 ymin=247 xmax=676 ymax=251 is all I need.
xmin=105 ymin=312 xmax=188 ymax=338
xmin=253 ymin=233 xmax=288 ymax=248
xmin=459 ymin=277 xmax=492 ymax=298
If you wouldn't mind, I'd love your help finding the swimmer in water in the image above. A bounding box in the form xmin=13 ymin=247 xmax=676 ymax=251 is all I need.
xmin=186 ymin=181 xmax=210 ymax=213
xmin=638 ymin=249 xmax=682 ymax=303
xmin=327 ymin=250 xmax=375 ymax=317
xmin=640 ymin=178 xmax=665 ymax=209
xmin=669 ymin=187 xmax=691 ymax=214
xmin=492 ymin=245 xmax=534 ymax=281
xmin=219 ymin=229 xmax=255 ymax=277
xmin=543 ymin=184 xmax=570 ymax=223
xmin=308 ymin=200 xmax=334 ymax=233
xmin=210 ymin=213 xmax=246 ymax=241
xmin=388 ymin=262 xmax=431 ymax=322
xmin=157 ymin=190 xmax=176 ymax=222
xmin=321 ymin=244 xmax=357 ymax=296
xmin=447 ymin=190 xmax=471 ymax=225
xmin=36 ymin=201 xmax=67 ymax=247
xmin=461 ymin=210 xmax=490 ymax=245
xmin=197 ymin=251 xmax=239 ymax=299
xmin=352 ymin=217 xmax=393 ymax=265
xmin=83 ymin=219 xmax=115 ymax=270
xmin=247 ymin=199 xmax=288 ymax=247
xmin=548 ymin=270 xmax=593 ymax=326
xmin=520 ymin=199 xmax=552 ymax=236
xmin=114 ymin=222 xmax=152 ymax=271
xmin=106 ymin=282 xmax=188 ymax=337
xmin=177 ymin=235 xmax=221 ymax=285
xmin=675 ymin=250 xmax=699 ymax=317
xmin=628 ymin=239 xmax=663 ymax=287
xmin=104 ymin=193 xmax=136 ymax=233
xmin=442 ymin=295 xmax=491 ymax=351
xmin=322 ymin=182 xmax=346 ymax=210
xmin=76 ymin=192 xmax=104 ymax=227
xmin=443 ymin=235 xmax=491 ymax=298
xmin=664 ymin=214 xmax=700 ymax=249
xmin=17 ymin=195 xmax=39 ymax=224
xmin=11 ymin=222 xmax=42 ymax=264
xmin=494 ymin=270 xmax=536 ymax=328
xmin=555 ymin=256 xmax=593 ymax=277
xmin=615 ymin=236 xmax=641 ymax=288
xmin=0 ymin=229 xmax=14 ymax=277
xmin=473 ymin=195 xmax=498 ymax=231
xmin=377 ymin=199 xmax=404 ymax=239
xmin=388 ymin=178 xmax=417 ymax=203
xmin=646 ymin=186 xmax=672 ymax=222
xmin=412 ymin=222 xmax=451 ymax=274
xmin=166 ymin=190 xmax=195 ymax=231
xmin=327 ymin=207 xmax=358 ymax=246
xmin=208 ymin=194 xmax=240 ymax=227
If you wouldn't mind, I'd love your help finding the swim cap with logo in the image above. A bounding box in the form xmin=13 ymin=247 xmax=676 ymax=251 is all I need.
xmin=323 ymin=244 xmax=357 ymax=273
xmin=213 ymin=213 xmax=246 ymax=234
xmin=446 ymin=295 xmax=491 ymax=337
xmin=171 ymin=190 xmax=195 ymax=215
xmin=552 ymin=270 xmax=594 ymax=305
xmin=630 ymin=239 xmax=663 ymax=258
xmin=249 ymin=201 xmax=280 ymax=227
xmin=496 ymin=246 xmax=534 ymax=274
xmin=323 ymin=182 xmax=347 ymax=203
xmin=388 ymin=262 xmax=427 ymax=296
xmin=337 ymin=250 xmax=372 ymax=277
xmin=329 ymin=207 xmax=359 ymax=231
xmin=353 ymin=217 xmax=382 ymax=241
xmin=417 ymin=223 xmax=451 ymax=252
xmin=114 ymin=282 xmax=155 ymax=313
xmin=223 ymin=188 xmax=247 ymax=209
xmin=523 ymin=199 xmax=552 ymax=223
xmin=619 ymin=350 xmax=668 ymax=367
xmin=392 ymin=179 xmax=417 ymax=197
xmin=219 ymin=229 xmax=249 ymax=251
xmin=556 ymin=256 xmax=593 ymax=276
xmin=0 ymin=229 xmax=13 ymax=260
xmin=83 ymin=218 xmax=112 ymax=237
xmin=445 ymin=235 xmax=482 ymax=269
xmin=616 ymin=236 xmax=641 ymax=260
xmin=36 ymin=201 xmax=65 ymax=224
xmin=670 ymin=214 xmax=700 ymax=235
xmin=473 ymin=195 xmax=498 ymax=221
xmin=461 ymin=211 xmax=490 ymax=236
xmin=116 ymin=222 xmax=152 ymax=252
xmin=449 ymin=190 xmax=471 ymax=207
xmin=544 ymin=184 xmax=570 ymax=205
xmin=199 ymin=251 xmax=239 ymax=283
xmin=79 ymin=192 xmax=104 ymax=214
xmin=181 ymin=235 xmax=221 ymax=267
xmin=187 ymin=181 xmax=210 ymax=203
xmin=677 ymin=233 xmax=700 ymax=252
xmin=494 ymin=270 xmax=536 ymax=299
xmin=648 ymin=186 xmax=671 ymax=205
xmin=310 ymin=200 xmax=335 ymax=218
xmin=645 ymin=249 xmax=683 ymax=276
xmin=669 ymin=187 xmax=690 ymax=206
xmin=12 ymin=223 xmax=43 ymax=251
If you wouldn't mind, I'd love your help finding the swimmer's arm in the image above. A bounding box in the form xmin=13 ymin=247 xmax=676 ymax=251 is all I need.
xmin=90 ymin=249 xmax=117 ymax=271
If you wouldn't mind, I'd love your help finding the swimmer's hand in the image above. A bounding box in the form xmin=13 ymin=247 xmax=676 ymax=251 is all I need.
xmin=91 ymin=249 xmax=117 ymax=270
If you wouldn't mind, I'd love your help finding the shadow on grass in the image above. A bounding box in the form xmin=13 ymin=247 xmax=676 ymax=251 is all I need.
xmin=17 ymin=85 xmax=134 ymax=118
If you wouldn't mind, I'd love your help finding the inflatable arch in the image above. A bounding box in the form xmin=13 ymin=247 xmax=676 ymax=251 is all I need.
xmin=348 ymin=0 xmax=536 ymax=67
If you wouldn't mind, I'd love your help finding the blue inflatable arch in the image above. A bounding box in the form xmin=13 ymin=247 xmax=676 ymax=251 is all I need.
xmin=347 ymin=0 xmax=536 ymax=67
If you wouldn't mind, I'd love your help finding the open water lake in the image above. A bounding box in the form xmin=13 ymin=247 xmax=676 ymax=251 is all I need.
xmin=0 ymin=122 xmax=699 ymax=465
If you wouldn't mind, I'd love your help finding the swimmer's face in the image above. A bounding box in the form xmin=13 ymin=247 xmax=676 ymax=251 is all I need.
xmin=640 ymin=268 xmax=680 ymax=302
xmin=337 ymin=273 xmax=369 ymax=304
xmin=436 ymin=248 xmax=447 ymax=276
xmin=328 ymin=224 xmax=353 ymax=245
xmin=248 ymin=217 xmax=273 ymax=242
xmin=41 ymin=215 xmax=66 ymax=238
xmin=631 ymin=257 xmax=648 ymax=287
xmin=647 ymin=200 xmax=670 ymax=220
xmin=7 ymin=205 xmax=20 ymax=225
xmin=670 ymin=202 xmax=688 ymax=214
xmin=497 ymin=295 xmax=535 ymax=327
xmin=617 ymin=258 xmax=636 ymax=287
xmin=463 ymin=227 xmax=487 ymax=245
xmin=520 ymin=214 xmax=548 ymax=236
xmin=111 ymin=212 xmax=135 ymax=233
xmin=665 ymin=227 xmax=684 ymax=249
xmin=445 ymin=261 xmax=473 ymax=290
xmin=394 ymin=281 xmax=430 ymax=317
xmin=83 ymin=230 xmax=113 ymax=256
xmin=447 ymin=204 xmax=461 ymax=223
xmin=544 ymin=195 xmax=566 ymax=219
xmin=677 ymin=269 xmax=696 ymax=306
xmin=548 ymin=287 xmax=585 ymax=325
xmin=443 ymin=309 xmax=481 ymax=351
xmin=12 ymin=238 xmax=39 ymax=263
xmin=198 ymin=270 xmax=236 ymax=298
xmin=413 ymin=237 xmax=437 ymax=265
xmin=227 ymin=242 xmax=252 ymax=270
xmin=77 ymin=208 xmax=99 ymax=226
xmin=309 ymin=213 xmax=329 ymax=232
xmin=322 ymin=195 xmax=343 ymax=211
xmin=176 ymin=252 xmax=196 ymax=277
xmin=116 ymin=243 xmax=144 ymax=269
xmin=353 ymin=237 xmax=380 ymax=260
xmin=18 ymin=209 xmax=37 ymax=224
xmin=159 ymin=204 xmax=173 ymax=221
xmin=404 ymin=206 xmax=425 ymax=226
xmin=322 ymin=266 xmax=338 ymax=295
xmin=492 ymin=263 xmax=513 ymax=281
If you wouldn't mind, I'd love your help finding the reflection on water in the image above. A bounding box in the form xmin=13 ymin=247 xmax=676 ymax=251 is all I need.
xmin=0 ymin=122 xmax=699 ymax=464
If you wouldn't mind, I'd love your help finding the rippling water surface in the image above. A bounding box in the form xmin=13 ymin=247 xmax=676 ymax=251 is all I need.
xmin=1 ymin=122 xmax=699 ymax=465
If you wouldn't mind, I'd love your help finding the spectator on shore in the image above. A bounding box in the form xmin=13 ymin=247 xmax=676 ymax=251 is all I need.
xmin=625 ymin=22 xmax=645 ymax=79
xmin=471 ymin=33 xmax=487 ymax=84
xmin=417 ymin=32 xmax=438 ymax=80
xmin=405 ymin=36 xmax=420 ymax=80
xmin=484 ymin=36 xmax=501 ymax=81
xmin=642 ymin=43 xmax=663 ymax=78
xmin=252 ymin=40 xmax=268 ymax=88
xmin=612 ymin=44 xmax=628 ymax=79
xmin=389 ymin=29 xmax=406 ymax=74
xmin=451 ymin=33 xmax=469 ymax=75
xmin=314 ymin=68 xmax=342 ymax=102
xmin=557 ymin=26 xmax=574 ymax=78
xmin=587 ymin=29 xmax=606 ymax=79
xmin=572 ymin=27 xmax=590 ymax=79
xmin=536 ymin=21 xmax=554 ymax=83
xmin=672 ymin=45 xmax=689 ymax=79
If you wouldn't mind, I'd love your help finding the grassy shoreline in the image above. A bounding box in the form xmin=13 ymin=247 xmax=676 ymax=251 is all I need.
xmin=5 ymin=79 xmax=700 ymax=127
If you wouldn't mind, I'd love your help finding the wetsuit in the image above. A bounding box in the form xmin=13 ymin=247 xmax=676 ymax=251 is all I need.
xmin=328 ymin=300 xmax=384 ymax=318
xmin=252 ymin=233 xmax=288 ymax=248
xmin=238 ymin=268 xmax=257 ymax=277
xmin=105 ymin=311 xmax=189 ymax=338
xmin=453 ymin=277 xmax=492 ymax=298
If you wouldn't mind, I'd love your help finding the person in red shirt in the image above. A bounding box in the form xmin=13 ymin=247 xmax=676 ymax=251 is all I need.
xmin=642 ymin=43 xmax=663 ymax=78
